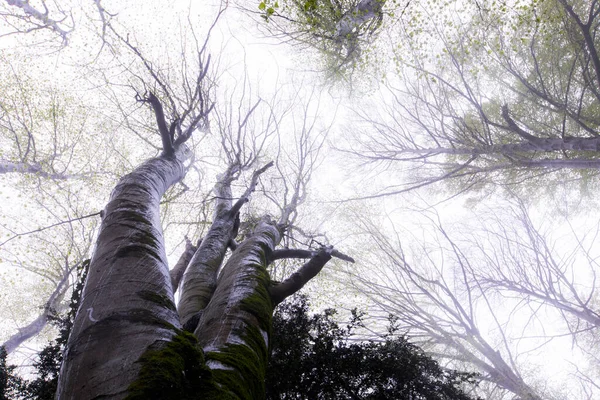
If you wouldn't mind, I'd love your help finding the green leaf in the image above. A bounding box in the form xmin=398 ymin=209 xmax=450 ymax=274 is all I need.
xmin=258 ymin=2 xmax=266 ymax=11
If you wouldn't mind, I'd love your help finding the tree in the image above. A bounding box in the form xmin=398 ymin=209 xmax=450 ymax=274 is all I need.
xmin=0 ymin=0 xmax=112 ymax=49
xmin=0 ymin=50 xmax=118 ymax=356
xmin=347 ymin=200 xmax=600 ymax=399
xmin=249 ymin=0 xmax=394 ymax=84
xmin=0 ymin=347 xmax=26 ymax=400
xmin=267 ymin=295 xmax=479 ymax=400
xmin=4 ymin=258 xmax=89 ymax=400
xmin=1 ymin=259 xmax=81 ymax=355
xmin=23 ymin=6 xmax=355 ymax=398
xmin=341 ymin=0 xmax=600 ymax=199
xmin=1 ymin=291 xmax=475 ymax=400
xmin=0 ymin=0 xmax=74 ymax=45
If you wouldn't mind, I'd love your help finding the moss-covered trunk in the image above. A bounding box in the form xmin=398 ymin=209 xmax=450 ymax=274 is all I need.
xmin=55 ymin=142 xmax=338 ymax=399
xmin=194 ymin=219 xmax=282 ymax=400
xmin=56 ymin=147 xmax=190 ymax=399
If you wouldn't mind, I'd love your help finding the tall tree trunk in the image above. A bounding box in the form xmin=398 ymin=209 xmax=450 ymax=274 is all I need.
xmin=56 ymin=147 xmax=190 ymax=399
xmin=194 ymin=219 xmax=282 ymax=399
xmin=177 ymin=166 xmax=240 ymax=330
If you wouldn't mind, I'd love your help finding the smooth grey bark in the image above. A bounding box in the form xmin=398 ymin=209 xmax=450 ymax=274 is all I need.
xmin=178 ymin=162 xmax=273 ymax=331
xmin=0 ymin=160 xmax=73 ymax=179
xmin=269 ymin=247 xmax=333 ymax=305
xmin=193 ymin=219 xmax=282 ymax=398
xmin=190 ymin=218 xmax=351 ymax=398
xmin=56 ymin=145 xmax=190 ymax=400
xmin=54 ymin=153 xmax=346 ymax=398
xmin=2 ymin=314 xmax=47 ymax=355
xmin=195 ymin=218 xmax=281 ymax=349
xmin=169 ymin=237 xmax=198 ymax=292
xmin=335 ymin=0 xmax=384 ymax=38
xmin=177 ymin=166 xmax=240 ymax=329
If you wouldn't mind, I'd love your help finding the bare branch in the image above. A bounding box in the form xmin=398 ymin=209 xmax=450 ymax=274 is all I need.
xmin=0 ymin=211 xmax=101 ymax=248
xmin=140 ymin=92 xmax=175 ymax=156
xmin=270 ymin=247 xmax=355 ymax=263
xmin=269 ymin=247 xmax=333 ymax=305
xmin=169 ymin=237 xmax=199 ymax=292
xmin=230 ymin=161 xmax=274 ymax=216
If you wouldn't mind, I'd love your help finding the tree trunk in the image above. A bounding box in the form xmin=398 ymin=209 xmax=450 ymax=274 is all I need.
xmin=335 ymin=0 xmax=383 ymax=38
xmin=54 ymin=138 xmax=339 ymax=398
xmin=194 ymin=219 xmax=282 ymax=399
xmin=56 ymin=147 xmax=190 ymax=399
xmin=177 ymin=167 xmax=240 ymax=329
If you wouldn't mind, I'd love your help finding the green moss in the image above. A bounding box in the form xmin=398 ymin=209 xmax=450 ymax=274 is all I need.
xmin=125 ymin=224 xmax=281 ymax=399
xmin=207 ymin=340 xmax=267 ymax=400
xmin=240 ymin=267 xmax=273 ymax=335
xmin=125 ymin=330 xmax=229 ymax=400
xmin=205 ymin=264 xmax=275 ymax=400
xmin=137 ymin=290 xmax=177 ymax=312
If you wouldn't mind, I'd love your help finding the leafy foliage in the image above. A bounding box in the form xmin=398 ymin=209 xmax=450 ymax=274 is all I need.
xmin=256 ymin=0 xmax=391 ymax=85
xmin=0 ymin=347 xmax=26 ymax=400
xmin=266 ymin=295 xmax=479 ymax=399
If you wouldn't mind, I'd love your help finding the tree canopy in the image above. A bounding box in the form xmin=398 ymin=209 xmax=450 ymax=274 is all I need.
xmin=267 ymin=295 xmax=478 ymax=400
xmin=0 ymin=0 xmax=599 ymax=398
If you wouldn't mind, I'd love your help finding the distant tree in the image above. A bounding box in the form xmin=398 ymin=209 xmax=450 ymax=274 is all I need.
xmin=343 ymin=0 xmax=600 ymax=200
xmin=349 ymin=199 xmax=600 ymax=399
xmin=251 ymin=0 xmax=395 ymax=83
xmin=267 ymin=295 xmax=479 ymax=400
xmin=0 ymin=259 xmax=88 ymax=400
xmin=0 ymin=0 xmax=111 ymax=49
xmin=24 ymin=259 xmax=88 ymax=400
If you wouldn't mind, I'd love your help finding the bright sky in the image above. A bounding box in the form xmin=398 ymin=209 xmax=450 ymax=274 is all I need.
xmin=0 ymin=0 xmax=599 ymax=398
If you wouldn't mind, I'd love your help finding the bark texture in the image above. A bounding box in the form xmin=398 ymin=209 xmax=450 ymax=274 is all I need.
xmin=177 ymin=167 xmax=242 ymax=329
xmin=335 ymin=0 xmax=383 ymax=38
xmin=55 ymin=145 xmax=342 ymax=399
xmin=195 ymin=219 xmax=282 ymax=399
xmin=169 ymin=238 xmax=198 ymax=292
xmin=56 ymin=146 xmax=190 ymax=399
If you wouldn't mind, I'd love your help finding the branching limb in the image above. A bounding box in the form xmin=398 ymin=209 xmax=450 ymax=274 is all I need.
xmin=269 ymin=247 xmax=334 ymax=305
xmin=1 ymin=258 xmax=76 ymax=353
xmin=170 ymin=237 xmax=199 ymax=292
xmin=270 ymin=247 xmax=355 ymax=263
xmin=230 ymin=161 xmax=274 ymax=216
xmin=138 ymin=92 xmax=175 ymax=156
xmin=501 ymin=105 xmax=543 ymax=145
xmin=3 ymin=0 xmax=73 ymax=44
